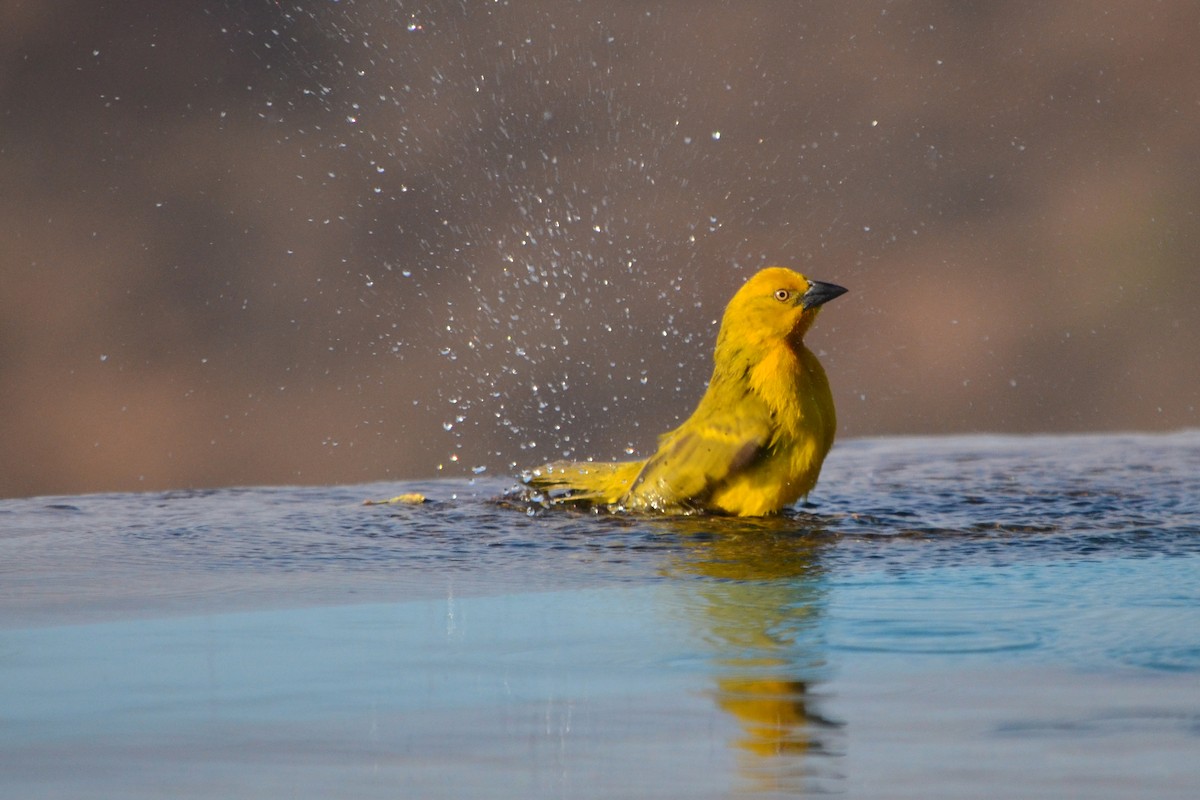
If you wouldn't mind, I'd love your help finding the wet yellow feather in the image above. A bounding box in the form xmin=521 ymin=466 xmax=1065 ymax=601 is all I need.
xmin=522 ymin=267 xmax=845 ymax=516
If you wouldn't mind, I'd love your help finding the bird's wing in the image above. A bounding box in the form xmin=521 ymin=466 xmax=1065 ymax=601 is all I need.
xmin=622 ymin=398 xmax=774 ymax=511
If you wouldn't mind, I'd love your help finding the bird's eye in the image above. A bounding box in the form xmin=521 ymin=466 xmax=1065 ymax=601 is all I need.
xmin=773 ymin=289 xmax=791 ymax=302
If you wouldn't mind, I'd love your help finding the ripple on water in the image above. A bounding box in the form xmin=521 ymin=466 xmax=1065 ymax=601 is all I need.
xmin=1126 ymin=645 xmax=1200 ymax=672
xmin=829 ymin=618 xmax=1043 ymax=655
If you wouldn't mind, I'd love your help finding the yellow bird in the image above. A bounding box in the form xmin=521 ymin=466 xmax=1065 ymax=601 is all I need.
xmin=521 ymin=267 xmax=846 ymax=516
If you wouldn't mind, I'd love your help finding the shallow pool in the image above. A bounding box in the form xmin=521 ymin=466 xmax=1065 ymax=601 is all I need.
xmin=2 ymin=433 xmax=1198 ymax=798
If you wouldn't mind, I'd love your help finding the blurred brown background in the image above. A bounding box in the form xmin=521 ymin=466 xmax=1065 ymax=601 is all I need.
xmin=2 ymin=2 xmax=1198 ymax=499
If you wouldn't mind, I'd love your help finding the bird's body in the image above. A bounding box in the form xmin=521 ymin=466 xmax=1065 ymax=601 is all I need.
xmin=522 ymin=267 xmax=846 ymax=516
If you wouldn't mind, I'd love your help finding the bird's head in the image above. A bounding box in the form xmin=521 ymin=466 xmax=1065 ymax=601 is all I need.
xmin=720 ymin=267 xmax=847 ymax=351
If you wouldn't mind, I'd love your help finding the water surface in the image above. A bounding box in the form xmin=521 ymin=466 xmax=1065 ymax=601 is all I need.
xmin=2 ymin=433 xmax=1198 ymax=798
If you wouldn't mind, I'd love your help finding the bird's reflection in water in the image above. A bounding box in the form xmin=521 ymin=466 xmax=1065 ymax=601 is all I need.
xmin=655 ymin=515 xmax=843 ymax=795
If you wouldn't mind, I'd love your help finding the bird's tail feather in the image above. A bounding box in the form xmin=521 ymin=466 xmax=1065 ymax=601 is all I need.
xmin=521 ymin=460 xmax=645 ymax=506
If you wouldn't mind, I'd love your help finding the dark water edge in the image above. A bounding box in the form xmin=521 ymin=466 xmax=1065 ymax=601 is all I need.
xmin=2 ymin=431 xmax=1197 ymax=625
xmin=1 ymin=432 xmax=1198 ymax=799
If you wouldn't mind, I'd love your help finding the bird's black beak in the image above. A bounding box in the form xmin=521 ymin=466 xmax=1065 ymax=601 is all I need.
xmin=801 ymin=280 xmax=848 ymax=310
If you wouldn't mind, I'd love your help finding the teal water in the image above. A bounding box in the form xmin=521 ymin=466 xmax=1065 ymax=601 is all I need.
xmin=2 ymin=433 xmax=1198 ymax=798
